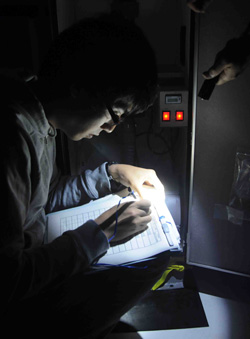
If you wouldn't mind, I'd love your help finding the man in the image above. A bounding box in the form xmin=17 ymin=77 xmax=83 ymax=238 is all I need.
xmin=187 ymin=0 xmax=250 ymax=86
xmin=202 ymin=23 xmax=250 ymax=86
xmin=0 ymin=15 xmax=170 ymax=338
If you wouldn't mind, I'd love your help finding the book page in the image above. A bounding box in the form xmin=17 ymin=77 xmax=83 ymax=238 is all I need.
xmin=46 ymin=194 xmax=180 ymax=265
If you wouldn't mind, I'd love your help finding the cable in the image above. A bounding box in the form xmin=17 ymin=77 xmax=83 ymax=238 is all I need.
xmin=108 ymin=196 xmax=123 ymax=242
xmin=108 ymin=189 xmax=136 ymax=242
xmin=134 ymin=108 xmax=179 ymax=157
xmin=95 ymin=189 xmax=149 ymax=270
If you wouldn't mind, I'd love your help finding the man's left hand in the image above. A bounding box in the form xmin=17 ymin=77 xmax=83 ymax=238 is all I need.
xmin=108 ymin=164 xmax=165 ymax=199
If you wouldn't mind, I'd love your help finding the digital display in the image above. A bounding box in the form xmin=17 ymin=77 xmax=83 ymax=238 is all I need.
xmin=165 ymin=95 xmax=182 ymax=104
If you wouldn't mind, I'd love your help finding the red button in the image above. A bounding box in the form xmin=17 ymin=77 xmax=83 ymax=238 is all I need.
xmin=162 ymin=111 xmax=171 ymax=121
xmin=176 ymin=111 xmax=184 ymax=121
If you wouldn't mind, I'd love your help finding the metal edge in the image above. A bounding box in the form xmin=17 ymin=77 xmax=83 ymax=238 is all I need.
xmin=186 ymin=13 xmax=200 ymax=262
xmin=186 ymin=260 xmax=250 ymax=278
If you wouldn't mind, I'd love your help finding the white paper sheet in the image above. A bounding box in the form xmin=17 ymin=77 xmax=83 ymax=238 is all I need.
xmin=46 ymin=194 xmax=181 ymax=265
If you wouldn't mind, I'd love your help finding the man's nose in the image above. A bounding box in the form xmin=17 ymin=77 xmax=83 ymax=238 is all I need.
xmin=101 ymin=123 xmax=117 ymax=133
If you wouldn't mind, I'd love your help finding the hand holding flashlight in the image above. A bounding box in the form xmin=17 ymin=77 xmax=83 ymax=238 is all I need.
xmin=202 ymin=36 xmax=250 ymax=86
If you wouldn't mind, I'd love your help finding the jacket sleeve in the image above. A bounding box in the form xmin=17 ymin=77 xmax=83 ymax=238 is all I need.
xmin=0 ymin=124 xmax=109 ymax=308
xmin=46 ymin=162 xmax=112 ymax=213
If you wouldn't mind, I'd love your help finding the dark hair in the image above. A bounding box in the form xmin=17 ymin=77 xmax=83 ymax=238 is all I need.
xmin=39 ymin=14 xmax=158 ymax=115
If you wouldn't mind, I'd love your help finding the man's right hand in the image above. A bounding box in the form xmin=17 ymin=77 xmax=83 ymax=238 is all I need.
xmin=94 ymin=199 xmax=152 ymax=245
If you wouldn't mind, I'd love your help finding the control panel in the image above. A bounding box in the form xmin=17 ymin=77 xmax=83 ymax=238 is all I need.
xmin=159 ymin=90 xmax=188 ymax=127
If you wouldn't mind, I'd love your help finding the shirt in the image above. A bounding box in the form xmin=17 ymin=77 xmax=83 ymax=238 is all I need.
xmin=0 ymin=71 xmax=110 ymax=308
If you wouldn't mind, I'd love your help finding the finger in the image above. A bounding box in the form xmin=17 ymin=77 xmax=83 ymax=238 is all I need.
xmin=143 ymin=180 xmax=154 ymax=187
xmin=126 ymin=213 xmax=152 ymax=226
xmin=216 ymin=67 xmax=236 ymax=85
xmin=143 ymin=180 xmax=165 ymax=197
xmin=187 ymin=3 xmax=205 ymax=13
xmin=187 ymin=0 xmax=212 ymax=13
xmin=134 ymin=199 xmax=151 ymax=207
xmin=126 ymin=201 xmax=151 ymax=216
xmin=140 ymin=182 xmax=164 ymax=202
xmin=144 ymin=185 xmax=165 ymax=203
xmin=132 ymin=176 xmax=164 ymax=200
xmin=145 ymin=173 xmax=164 ymax=192
xmin=131 ymin=184 xmax=144 ymax=199
xmin=216 ymin=72 xmax=229 ymax=85
xmin=137 ymin=207 xmax=152 ymax=217
xmin=203 ymin=59 xmax=229 ymax=80
xmin=137 ymin=214 xmax=152 ymax=225
xmin=135 ymin=169 xmax=160 ymax=190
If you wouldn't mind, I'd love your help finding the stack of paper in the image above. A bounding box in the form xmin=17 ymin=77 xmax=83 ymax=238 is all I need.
xmin=46 ymin=193 xmax=181 ymax=265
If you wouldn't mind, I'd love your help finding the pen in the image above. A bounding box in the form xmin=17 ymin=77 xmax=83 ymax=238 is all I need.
xmin=159 ymin=216 xmax=174 ymax=247
xmin=128 ymin=187 xmax=136 ymax=199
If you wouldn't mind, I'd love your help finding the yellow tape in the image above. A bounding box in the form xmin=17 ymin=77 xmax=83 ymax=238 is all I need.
xmin=151 ymin=265 xmax=185 ymax=291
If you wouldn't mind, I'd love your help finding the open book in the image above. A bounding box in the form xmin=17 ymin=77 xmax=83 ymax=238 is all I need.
xmin=46 ymin=192 xmax=181 ymax=265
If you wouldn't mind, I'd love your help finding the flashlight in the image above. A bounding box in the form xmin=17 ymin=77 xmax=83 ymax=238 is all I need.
xmin=198 ymin=75 xmax=220 ymax=100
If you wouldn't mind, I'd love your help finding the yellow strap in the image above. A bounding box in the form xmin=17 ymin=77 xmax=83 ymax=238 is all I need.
xmin=151 ymin=265 xmax=185 ymax=291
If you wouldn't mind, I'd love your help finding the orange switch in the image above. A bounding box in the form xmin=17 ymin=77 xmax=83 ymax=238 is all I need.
xmin=176 ymin=111 xmax=184 ymax=121
xmin=162 ymin=111 xmax=171 ymax=121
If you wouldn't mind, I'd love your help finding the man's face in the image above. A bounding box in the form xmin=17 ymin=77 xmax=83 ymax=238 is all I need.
xmin=53 ymin=87 xmax=133 ymax=141
xmin=68 ymin=106 xmax=125 ymax=141
xmin=61 ymin=100 xmax=126 ymax=142
xmin=59 ymin=88 xmax=134 ymax=141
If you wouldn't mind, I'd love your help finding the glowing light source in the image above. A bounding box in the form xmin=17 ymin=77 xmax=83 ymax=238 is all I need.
xmin=176 ymin=111 xmax=184 ymax=121
xmin=141 ymin=186 xmax=165 ymax=207
xmin=162 ymin=111 xmax=171 ymax=121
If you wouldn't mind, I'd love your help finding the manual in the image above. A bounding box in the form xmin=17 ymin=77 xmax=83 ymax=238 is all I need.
xmin=46 ymin=192 xmax=181 ymax=265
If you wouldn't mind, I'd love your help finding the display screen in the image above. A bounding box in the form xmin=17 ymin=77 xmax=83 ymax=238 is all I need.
xmin=165 ymin=95 xmax=182 ymax=104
